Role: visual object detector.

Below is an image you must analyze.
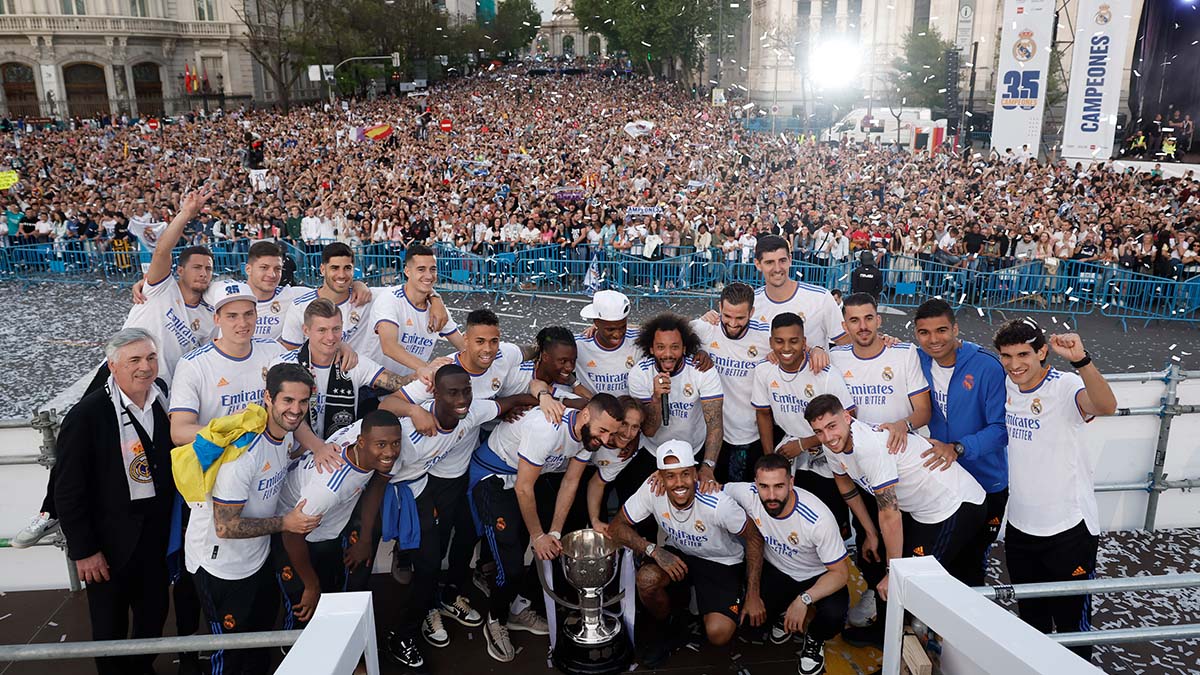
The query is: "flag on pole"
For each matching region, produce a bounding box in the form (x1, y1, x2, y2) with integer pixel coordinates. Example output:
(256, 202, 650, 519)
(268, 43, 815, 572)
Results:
(184, 64, 192, 92)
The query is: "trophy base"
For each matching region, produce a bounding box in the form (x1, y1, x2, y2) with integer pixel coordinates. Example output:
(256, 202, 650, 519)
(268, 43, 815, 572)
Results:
(551, 630, 633, 675)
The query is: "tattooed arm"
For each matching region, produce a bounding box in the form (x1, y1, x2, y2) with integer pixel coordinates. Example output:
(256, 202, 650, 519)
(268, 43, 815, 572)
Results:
(874, 484, 903, 600)
(213, 500, 321, 539)
(371, 368, 419, 392)
(699, 398, 723, 483)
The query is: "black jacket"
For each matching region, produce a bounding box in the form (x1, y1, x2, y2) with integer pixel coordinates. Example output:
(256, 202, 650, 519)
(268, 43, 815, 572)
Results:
(850, 253, 884, 300)
(54, 387, 174, 570)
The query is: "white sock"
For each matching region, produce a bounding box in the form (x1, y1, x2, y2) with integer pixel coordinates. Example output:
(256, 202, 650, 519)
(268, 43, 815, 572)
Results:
(510, 594, 531, 615)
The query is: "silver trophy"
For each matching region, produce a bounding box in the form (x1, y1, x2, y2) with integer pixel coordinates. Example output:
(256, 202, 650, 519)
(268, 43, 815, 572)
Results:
(538, 529, 633, 674)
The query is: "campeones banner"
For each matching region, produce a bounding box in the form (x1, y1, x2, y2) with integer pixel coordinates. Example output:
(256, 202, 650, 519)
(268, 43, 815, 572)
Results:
(1061, 0, 1132, 159)
(990, 0, 1056, 155)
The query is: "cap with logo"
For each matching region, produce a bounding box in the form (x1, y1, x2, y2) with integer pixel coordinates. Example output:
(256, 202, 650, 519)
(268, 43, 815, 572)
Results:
(580, 290, 631, 321)
(656, 439, 697, 470)
(210, 281, 257, 311)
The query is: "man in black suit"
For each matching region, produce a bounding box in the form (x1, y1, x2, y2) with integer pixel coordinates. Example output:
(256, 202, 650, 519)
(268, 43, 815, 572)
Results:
(55, 327, 175, 675)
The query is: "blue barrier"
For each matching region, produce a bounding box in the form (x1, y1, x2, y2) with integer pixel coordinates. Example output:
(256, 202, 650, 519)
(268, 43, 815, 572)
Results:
(4, 241, 1198, 328)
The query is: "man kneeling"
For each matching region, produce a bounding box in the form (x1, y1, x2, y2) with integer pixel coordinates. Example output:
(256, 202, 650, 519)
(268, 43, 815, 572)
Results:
(607, 440, 766, 668)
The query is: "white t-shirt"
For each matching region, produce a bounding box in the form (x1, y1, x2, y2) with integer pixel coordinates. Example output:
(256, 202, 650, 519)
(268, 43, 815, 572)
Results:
(255, 285, 312, 341)
(752, 283, 846, 349)
(486, 408, 592, 488)
(691, 319, 770, 445)
(724, 482, 847, 582)
(575, 328, 641, 396)
(829, 343, 930, 426)
(186, 431, 293, 579)
(270, 349, 385, 439)
(750, 357, 856, 477)
(622, 479, 748, 565)
(590, 443, 637, 483)
(627, 356, 723, 455)
(367, 286, 461, 377)
(122, 275, 214, 385)
(1004, 368, 1099, 536)
(390, 399, 502, 493)
(930, 362, 954, 419)
(278, 421, 375, 543)
(825, 419, 984, 524)
(279, 289, 374, 350)
(170, 339, 286, 426)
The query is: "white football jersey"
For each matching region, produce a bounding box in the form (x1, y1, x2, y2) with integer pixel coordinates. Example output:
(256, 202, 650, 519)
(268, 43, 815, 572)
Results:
(278, 421, 375, 543)
(1004, 368, 1099, 536)
(829, 343, 929, 425)
(270, 349, 385, 439)
(186, 431, 292, 579)
(929, 362, 955, 419)
(824, 419, 985, 524)
(170, 338, 285, 426)
(752, 283, 845, 349)
(254, 285, 312, 340)
(122, 275, 213, 385)
(627, 356, 723, 455)
(278, 289, 374, 350)
(575, 328, 641, 396)
(691, 319, 770, 445)
(724, 482, 847, 582)
(486, 408, 592, 488)
(366, 286, 460, 377)
(622, 479, 748, 565)
(390, 399, 502, 492)
(750, 357, 856, 477)
(590, 444, 637, 483)
(399, 343, 525, 405)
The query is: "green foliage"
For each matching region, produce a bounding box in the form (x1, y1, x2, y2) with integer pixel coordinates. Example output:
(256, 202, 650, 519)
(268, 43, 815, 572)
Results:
(888, 26, 956, 110)
(490, 0, 541, 54)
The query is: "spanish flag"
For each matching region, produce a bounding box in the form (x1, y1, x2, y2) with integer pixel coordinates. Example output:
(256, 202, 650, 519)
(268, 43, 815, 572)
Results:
(363, 123, 394, 141)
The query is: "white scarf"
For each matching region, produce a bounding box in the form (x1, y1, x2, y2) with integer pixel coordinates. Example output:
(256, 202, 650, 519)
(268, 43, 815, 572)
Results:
(106, 376, 163, 502)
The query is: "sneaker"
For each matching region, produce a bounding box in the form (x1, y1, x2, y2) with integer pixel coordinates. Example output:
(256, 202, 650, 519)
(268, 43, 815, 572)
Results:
(797, 633, 826, 675)
(439, 595, 483, 628)
(11, 512, 58, 549)
(848, 589, 877, 628)
(422, 609, 449, 648)
(769, 617, 794, 645)
(483, 617, 515, 662)
(841, 622, 885, 649)
(386, 632, 427, 673)
(507, 606, 549, 635)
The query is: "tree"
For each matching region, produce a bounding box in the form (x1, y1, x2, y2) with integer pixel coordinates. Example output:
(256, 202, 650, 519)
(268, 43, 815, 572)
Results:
(235, 0, 326, 112)
(491, 0, 541, 55)
(889, 27, 956, 110)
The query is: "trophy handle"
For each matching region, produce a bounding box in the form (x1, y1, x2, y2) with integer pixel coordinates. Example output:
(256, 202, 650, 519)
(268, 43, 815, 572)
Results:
(534, 557, 629, 610)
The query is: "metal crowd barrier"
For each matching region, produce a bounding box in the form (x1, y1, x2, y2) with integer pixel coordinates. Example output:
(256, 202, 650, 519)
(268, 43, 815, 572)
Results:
(3, 242, 1200, 326)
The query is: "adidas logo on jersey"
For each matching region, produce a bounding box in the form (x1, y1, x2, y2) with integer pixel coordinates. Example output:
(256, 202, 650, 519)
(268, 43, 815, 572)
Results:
(262, 461, 272, 472)
(770, 380, 780, 388)
(843, 370, 854, 379)
(405, 318, 414, 326)
(710, 341, 720, 349)
(217, 377, 230, 387)
(912, 546, 925, 556)
(587, 360, 597, 367)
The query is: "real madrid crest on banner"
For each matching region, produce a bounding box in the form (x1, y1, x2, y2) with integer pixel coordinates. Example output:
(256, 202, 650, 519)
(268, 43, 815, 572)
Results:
(129, 448, 152, 483)
(1094, 3, 1111, 24)
(1012, 30, 1037, 61)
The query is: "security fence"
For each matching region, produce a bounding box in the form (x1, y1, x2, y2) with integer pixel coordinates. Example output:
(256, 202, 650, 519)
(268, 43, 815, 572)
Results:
(1, 240, 1199, 327)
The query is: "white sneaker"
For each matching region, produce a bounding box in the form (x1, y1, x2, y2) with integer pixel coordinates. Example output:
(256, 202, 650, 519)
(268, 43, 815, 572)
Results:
(797, 633, 826, 675)
(439, 594, 483, 627)
(847, 589, 877, 627)
(483, 617, 515, 662)
(422, 609, 449, 648)
(507, 606, 549, 635)
(11, 512, 58, 549)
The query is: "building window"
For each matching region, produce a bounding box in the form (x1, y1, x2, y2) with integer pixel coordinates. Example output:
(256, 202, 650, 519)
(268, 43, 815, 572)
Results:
(0, 1, 15, 15)
(60, 0, 86, 14)
(912, 0, 931, 33)
(130, 0, 149, 16)
(196, 0, 216, 21)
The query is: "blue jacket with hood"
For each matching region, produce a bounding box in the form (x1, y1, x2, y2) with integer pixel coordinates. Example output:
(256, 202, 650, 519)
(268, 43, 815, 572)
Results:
(917, 340, 1008, 493)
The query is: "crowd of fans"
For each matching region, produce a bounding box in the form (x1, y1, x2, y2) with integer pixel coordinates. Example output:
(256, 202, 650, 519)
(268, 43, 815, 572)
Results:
(2, 65, 1200, 281)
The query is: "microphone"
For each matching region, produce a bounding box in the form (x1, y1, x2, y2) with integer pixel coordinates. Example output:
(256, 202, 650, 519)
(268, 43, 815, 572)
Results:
(658, 368, 670, 427)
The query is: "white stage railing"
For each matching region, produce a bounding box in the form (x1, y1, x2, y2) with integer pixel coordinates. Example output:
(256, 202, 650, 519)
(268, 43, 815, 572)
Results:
(276, 591, 380, 675)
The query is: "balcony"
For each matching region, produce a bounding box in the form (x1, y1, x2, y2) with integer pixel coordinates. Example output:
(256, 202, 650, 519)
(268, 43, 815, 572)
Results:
(0, 14, 233, 39)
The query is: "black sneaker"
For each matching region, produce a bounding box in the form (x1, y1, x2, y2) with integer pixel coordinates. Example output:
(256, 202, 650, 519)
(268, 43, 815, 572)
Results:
(841, 622, 885, 649)
(386, 631, 428, 674)
(797, 633, 826, 675)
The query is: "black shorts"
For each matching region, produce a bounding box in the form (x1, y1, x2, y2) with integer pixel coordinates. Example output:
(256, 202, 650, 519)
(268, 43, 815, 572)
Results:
(662, 547, 744, 622)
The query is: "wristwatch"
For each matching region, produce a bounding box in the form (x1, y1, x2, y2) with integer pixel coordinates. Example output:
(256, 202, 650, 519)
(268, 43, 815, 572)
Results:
(702, 459, 717, 469)
(953, 442, 965, 457)
(644, 543, 657, 557)
(800, 593, 814, 606)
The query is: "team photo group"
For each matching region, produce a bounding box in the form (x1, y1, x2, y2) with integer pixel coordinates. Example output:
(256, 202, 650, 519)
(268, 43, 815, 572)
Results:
(18, 170, 1120, 675)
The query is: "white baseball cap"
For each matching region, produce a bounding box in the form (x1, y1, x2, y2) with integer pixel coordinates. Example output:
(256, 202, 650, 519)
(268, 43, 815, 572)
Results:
(209, 281, 257, 311)
(580, 290, 631, 322)
(656, 440, 697, 470)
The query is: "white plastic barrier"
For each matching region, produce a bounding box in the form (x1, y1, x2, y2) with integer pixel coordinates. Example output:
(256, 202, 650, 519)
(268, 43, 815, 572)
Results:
(275, 592, 380, 675)
(883, 557, 1103, 675)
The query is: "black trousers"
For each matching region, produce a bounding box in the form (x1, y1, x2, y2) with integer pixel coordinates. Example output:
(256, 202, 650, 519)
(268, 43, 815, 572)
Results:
(272, 534, 348, 630)
(960, 489, 1008, 587)
(195, 562, 280, 675)
(392, 482, 444, 638)
(85, 531, 170, 675)
(902, 500, 987, 584)
(761, 561, 849, 642)
(427, 474, 477, 602)
(473, 476, 535, 624)
(1004, 520, 1099, 660)
(610, 448, 659, 541)
(715, 438, 764, 484)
